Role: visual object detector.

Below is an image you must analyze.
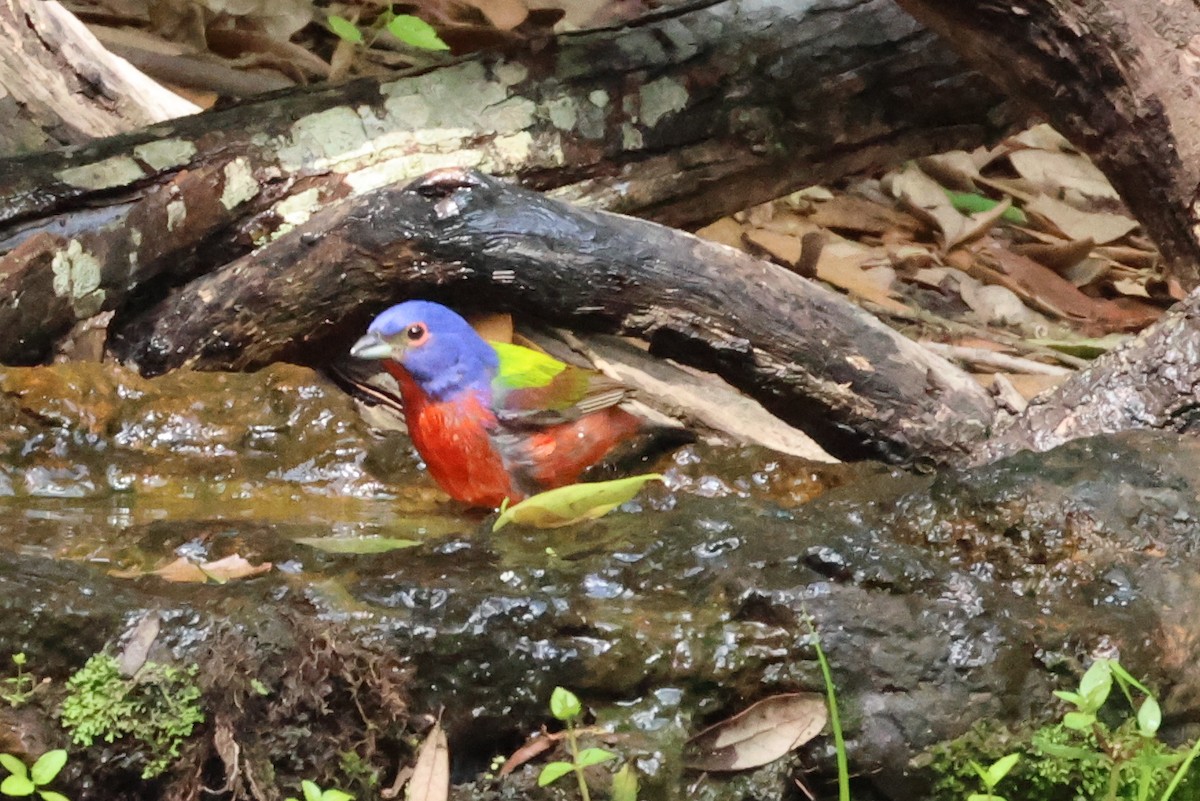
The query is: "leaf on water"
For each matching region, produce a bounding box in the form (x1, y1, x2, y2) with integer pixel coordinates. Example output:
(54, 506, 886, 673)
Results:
(408, 722, 449, 801)
(492, 474, 663, 531)
(111, 554, 272, 583)
(294, 536, 421, 554)
(683, 693, 828, 772)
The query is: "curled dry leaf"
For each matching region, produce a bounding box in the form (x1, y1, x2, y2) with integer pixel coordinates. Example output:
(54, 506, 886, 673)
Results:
(111, 554, 272, 583)
(408, 721, 450, 801)
(1024, 195, 1138, 245)
(684, 693, 828, 772)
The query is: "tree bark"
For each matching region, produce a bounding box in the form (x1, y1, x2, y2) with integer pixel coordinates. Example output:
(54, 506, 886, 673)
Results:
(0, 0, 1021, 364)
(112, 168, 998, 462)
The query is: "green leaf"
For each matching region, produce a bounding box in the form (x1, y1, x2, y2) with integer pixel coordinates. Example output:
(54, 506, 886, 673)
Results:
(944, 190, 1027, 225)
(1052, 690, 1084, 707)
(30, 751, 67, 785)
(549, 687, 582, 721)
(611, 763, 638, 801)
(493, 474, 663, 531)
(575, 748, 617, 768)
(968, 795, 1008, 801)
(327, 15, 364, 43)
(1027, 334, 1128, 360)
(12, 654, 25, 667)
(537, 761, 575, 787)
(1078, 660, 1112, 709)
(1063, 711, 1096, 731)
(985, 753, 1019, 786)
(320, 790, 354, 801)
(0, 754, 27, 778)
(294, 536, 421, 554)
(385, 15, 449, 51)
(301, 780, 323, 801)
(969, 760, 990, 786)
(36, 791, 69, 801)
(1, 774, 35, 796)
(1137, 695, 1162, 736)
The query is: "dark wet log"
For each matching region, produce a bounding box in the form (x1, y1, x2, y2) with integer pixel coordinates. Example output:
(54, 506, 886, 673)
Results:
(0, 0, 1021, 364)
(113, 169, 997, 463)
(894, 0, 1200, 289)
(0, 0, 196, 156)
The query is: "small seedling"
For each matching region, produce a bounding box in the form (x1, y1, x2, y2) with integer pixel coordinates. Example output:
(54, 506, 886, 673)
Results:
(966, 753, 1019, 801)
(284, 779, 353, 801)
(327, 5, 449, 51)
(0, 750, 69, 801)
(804, 614, 850, 801)
(537, 687, 619, 801)
(1, 654, 37, 708)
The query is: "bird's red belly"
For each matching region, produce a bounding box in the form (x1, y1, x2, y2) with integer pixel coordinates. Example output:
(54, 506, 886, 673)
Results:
(406, 395, 516, 509)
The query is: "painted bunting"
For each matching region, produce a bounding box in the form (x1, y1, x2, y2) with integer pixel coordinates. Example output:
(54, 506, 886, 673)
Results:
(349, 301, 651, 509)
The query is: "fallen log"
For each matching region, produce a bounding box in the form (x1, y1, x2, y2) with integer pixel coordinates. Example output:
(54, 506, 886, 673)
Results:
(112, 168, 998, 462)
(0, 0, 1022, 364)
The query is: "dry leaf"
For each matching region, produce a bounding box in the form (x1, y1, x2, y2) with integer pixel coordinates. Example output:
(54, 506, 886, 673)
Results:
(695, 218, 747, 251)
(684, 693, 827, 772)
(1008, 149, 1119, 202)
(1010, 236, 1096, 274)
(891, 165, 970, 247)
(465, 0, 530, 29)
(917, 150, 982, 191)
(804, 195, 922, 236)
(1025, 195, 1138, 244)
(815, 240, 907, 314)
(499, 731, 560, 776)
(111, 554, 272, 583)
(743, 229, 802, 266)
(408, 722, 450, 801)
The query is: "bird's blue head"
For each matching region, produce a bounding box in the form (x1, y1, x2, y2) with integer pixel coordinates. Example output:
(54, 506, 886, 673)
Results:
(350, 301, 499, 401)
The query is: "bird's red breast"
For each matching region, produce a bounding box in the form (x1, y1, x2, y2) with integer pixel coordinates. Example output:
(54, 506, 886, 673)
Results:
(385, 361, 642, 508)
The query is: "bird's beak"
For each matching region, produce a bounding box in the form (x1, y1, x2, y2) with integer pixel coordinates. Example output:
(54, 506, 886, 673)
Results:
(350, 331, 396, 360)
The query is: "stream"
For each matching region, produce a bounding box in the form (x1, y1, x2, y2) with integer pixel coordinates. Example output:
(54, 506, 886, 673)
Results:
(0, 361, 1197, 801)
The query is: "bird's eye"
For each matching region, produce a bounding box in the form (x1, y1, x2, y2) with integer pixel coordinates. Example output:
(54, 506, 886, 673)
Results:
(405, 323, 426, 342)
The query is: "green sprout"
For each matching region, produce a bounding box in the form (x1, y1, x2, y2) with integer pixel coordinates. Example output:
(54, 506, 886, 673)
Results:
(284, 779, 353, 801)
(0, 750, 69, 801)
(327, 5, 449, 51)
(537, 687, 619, 801)
(1, 654, 38, 708)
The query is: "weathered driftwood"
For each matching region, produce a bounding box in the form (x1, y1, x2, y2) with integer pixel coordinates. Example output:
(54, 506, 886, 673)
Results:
(0, 0, 197, 156)
(112, 168, 997, 462)
(0, 0, 1021, 364)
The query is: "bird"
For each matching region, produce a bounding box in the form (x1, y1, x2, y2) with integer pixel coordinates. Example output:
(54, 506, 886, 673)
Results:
(349, 300, 656, 509)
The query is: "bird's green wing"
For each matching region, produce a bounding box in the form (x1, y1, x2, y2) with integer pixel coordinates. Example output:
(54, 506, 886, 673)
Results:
(489, 340, 629, 424)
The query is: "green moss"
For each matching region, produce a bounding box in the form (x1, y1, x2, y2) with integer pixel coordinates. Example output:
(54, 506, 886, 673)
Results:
(59, 654, 204, 779)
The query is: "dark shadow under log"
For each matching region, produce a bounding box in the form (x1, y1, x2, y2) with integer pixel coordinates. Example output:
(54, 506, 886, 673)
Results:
(111, 168, 998, 463)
